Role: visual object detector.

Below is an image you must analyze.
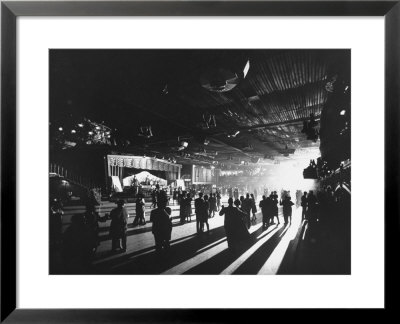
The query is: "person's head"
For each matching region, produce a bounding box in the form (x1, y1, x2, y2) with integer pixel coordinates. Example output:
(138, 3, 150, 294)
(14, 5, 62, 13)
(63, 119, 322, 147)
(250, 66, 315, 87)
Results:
(157, 191, 168, 208)
(240, 195, 244, 201)
(228, 197, 233, 205)
(309, 190, 314, 195)
(204, 195, 209, 201)
(250, 193, 254, 199)
(262, 195, 266, 200)
(234, 199, 241, 207)
(199, 192, 203, 198)
(304, 191, 307, 196)
(117, 199, 125, 207)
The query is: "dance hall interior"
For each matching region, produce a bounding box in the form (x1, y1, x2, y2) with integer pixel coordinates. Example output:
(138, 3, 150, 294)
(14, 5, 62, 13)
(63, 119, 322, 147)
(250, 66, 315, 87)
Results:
(49, 49, 351, 275)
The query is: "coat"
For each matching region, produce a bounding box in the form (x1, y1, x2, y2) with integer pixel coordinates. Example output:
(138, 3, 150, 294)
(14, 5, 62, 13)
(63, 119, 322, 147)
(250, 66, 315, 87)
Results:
(151, 207, 172, 240)
(109, 207, 129, 239)
(219, 206, 250, 242)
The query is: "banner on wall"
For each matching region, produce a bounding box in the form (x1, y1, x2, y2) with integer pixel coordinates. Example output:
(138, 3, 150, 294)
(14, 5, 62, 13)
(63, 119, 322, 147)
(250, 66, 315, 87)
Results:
(108, 155, 181, 174)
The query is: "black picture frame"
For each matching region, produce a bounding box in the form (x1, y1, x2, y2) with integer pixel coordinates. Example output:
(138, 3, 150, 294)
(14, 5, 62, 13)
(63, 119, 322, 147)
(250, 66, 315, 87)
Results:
(1, 0, 399, 322)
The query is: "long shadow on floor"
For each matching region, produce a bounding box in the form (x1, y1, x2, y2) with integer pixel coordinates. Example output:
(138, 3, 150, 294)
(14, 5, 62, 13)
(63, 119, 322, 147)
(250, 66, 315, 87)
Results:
(183, 224, 286, 274)
(97, 214, 195, 238)
(93, 225, 229, 274)
(233, 225, 290, 274)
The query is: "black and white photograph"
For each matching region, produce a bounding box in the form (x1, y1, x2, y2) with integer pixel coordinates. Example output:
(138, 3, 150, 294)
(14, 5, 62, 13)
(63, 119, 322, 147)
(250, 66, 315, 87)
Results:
(49, 49, 351, 275)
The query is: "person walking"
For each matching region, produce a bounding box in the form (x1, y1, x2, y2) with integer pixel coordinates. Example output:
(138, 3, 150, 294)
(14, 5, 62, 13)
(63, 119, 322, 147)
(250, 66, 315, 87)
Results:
(109, 199, 129, 252)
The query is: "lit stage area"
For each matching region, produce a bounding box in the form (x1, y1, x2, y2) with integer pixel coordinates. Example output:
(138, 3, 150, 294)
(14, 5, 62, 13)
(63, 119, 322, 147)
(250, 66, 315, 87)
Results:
(49, 49, 351, 275)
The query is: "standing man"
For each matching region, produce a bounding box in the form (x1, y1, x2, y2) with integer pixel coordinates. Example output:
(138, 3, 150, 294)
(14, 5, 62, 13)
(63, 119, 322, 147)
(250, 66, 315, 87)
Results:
(151, 191, 172, 254)
(109, 199, 129, 252)
(195, 192, 204, 233)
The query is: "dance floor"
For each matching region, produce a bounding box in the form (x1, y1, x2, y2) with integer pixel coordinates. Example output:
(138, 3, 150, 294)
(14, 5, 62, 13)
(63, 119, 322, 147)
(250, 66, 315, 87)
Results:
(60, 197, 316, 275)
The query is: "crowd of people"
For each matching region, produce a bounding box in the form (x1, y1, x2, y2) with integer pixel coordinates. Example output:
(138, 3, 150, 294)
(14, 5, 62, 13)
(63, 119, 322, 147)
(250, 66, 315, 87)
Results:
(50, 181, 349, 273)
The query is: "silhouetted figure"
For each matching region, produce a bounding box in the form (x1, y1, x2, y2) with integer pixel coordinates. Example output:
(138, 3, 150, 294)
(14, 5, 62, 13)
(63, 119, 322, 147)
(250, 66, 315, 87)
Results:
(109, 200, 129, 252)
(270, 192, 280, 225)
(62, 214, 93, 273)
(241, 194, 252, 229)
(280, 196, 294, 224)
(185, 192, 192, 223)
(250, 193, 257, 223)
(195, 193, 204, 233)
(219, 198, 250, 251)
(202, 195, 210, 233)
(209, 193, 217, 217)
(301, 191, 308, 220)
(133, 196, 146, 226)
(151, 192, 172, 254)
(259, 195, 272, 228)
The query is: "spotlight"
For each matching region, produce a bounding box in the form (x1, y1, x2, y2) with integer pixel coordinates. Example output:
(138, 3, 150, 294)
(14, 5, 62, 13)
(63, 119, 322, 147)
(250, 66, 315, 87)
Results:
(71, 129, 76, 134)
(58, 127, 63, 131)
(340, 110, 346, 116)
(78, 123, 84, 128)
(180, 141, 188, 148)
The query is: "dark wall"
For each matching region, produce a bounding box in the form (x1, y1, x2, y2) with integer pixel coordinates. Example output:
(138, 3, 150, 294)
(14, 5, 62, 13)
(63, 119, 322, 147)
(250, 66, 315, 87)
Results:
(50, 146, 110, 187)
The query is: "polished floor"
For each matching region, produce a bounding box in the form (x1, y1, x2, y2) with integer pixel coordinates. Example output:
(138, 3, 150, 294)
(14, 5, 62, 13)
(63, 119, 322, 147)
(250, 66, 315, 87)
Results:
(58, 196, 341, 275)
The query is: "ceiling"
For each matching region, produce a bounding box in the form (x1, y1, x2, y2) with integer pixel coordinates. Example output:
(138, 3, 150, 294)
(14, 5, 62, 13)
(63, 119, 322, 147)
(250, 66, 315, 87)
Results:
(50, 49, 350, 168)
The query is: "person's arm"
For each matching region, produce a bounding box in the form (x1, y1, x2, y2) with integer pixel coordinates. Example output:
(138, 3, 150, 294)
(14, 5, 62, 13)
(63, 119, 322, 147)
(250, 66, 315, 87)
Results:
(219, 206, 225, 216)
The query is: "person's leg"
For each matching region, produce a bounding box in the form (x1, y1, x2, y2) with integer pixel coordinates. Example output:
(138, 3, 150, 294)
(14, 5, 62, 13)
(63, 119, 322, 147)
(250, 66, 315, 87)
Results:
(121, 233, 127, 251)
(196, 217, 200, 233)
(164, 239, 170, 250)
(205, 220, 209, 232)
(154, 236, 162, 253)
